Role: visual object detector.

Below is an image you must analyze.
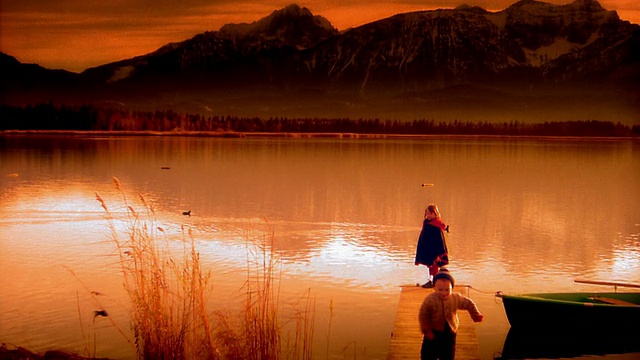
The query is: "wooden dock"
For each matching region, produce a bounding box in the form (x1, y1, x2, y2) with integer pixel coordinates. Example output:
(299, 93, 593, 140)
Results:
(387, 285, 480, 360)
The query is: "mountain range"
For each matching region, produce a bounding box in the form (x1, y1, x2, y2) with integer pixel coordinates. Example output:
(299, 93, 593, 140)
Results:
(1, 0, 639, 124)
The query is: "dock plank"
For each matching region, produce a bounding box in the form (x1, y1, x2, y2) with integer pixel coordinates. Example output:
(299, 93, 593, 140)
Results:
(387, 285, 480, 360)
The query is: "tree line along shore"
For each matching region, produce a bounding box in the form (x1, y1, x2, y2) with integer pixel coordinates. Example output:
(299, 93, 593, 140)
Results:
(1, 103, 638, 138)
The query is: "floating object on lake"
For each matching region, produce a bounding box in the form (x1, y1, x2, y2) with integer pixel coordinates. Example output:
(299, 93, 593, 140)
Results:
(161, 167, 171, 170)
(421, 183, 434, 187)
(93, 309, 109, 319)
(182, 210, 191, 216)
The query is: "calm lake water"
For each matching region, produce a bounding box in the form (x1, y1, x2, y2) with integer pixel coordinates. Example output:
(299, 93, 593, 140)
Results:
(1, 134, 639, 360)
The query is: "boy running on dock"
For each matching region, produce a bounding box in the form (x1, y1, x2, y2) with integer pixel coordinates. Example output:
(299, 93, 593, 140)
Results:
(418, 269, 484, 360)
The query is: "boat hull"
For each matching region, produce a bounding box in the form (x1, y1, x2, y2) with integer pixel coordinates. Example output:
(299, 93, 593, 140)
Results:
(497, 292, 640, 329)
(499, 326, 640, 359)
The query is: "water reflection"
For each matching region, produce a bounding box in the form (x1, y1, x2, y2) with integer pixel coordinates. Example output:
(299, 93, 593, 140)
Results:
(498, 327, 640, 359)
(1, 135, 639, 359)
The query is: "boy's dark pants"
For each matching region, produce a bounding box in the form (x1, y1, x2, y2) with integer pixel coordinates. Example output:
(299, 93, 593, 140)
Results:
(420, 323, 456, 360)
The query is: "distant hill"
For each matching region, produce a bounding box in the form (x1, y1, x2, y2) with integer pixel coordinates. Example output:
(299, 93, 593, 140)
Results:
(1, 1, 639, 125)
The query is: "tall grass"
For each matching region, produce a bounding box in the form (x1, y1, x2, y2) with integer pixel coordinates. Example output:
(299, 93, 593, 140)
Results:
(214, 230, 316, 360)
(95, 177, 315, 359)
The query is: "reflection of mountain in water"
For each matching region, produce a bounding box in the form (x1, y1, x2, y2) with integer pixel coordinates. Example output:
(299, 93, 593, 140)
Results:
(497, 327, 640, 359)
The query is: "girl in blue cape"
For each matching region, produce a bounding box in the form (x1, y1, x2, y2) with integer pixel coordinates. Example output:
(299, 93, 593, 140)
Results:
(414, 204, 449, 288)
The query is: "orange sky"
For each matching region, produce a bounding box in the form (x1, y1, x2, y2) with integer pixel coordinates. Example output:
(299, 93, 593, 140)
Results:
(1, 0, 638, 73)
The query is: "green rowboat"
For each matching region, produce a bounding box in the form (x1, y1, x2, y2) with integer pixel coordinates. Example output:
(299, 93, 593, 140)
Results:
(496, 291, 640, 328)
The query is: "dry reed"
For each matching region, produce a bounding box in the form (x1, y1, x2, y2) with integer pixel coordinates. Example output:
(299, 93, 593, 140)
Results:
(213, 230, 316, 360)
(96, 177, 316, 360)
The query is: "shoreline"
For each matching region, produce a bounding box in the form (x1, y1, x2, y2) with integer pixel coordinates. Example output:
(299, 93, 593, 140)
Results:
(0, 343, 109, 360)
(1, 129, 638, 142)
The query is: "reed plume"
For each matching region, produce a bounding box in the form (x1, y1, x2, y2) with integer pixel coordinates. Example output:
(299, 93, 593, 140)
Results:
(97, 178, 316, 360)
